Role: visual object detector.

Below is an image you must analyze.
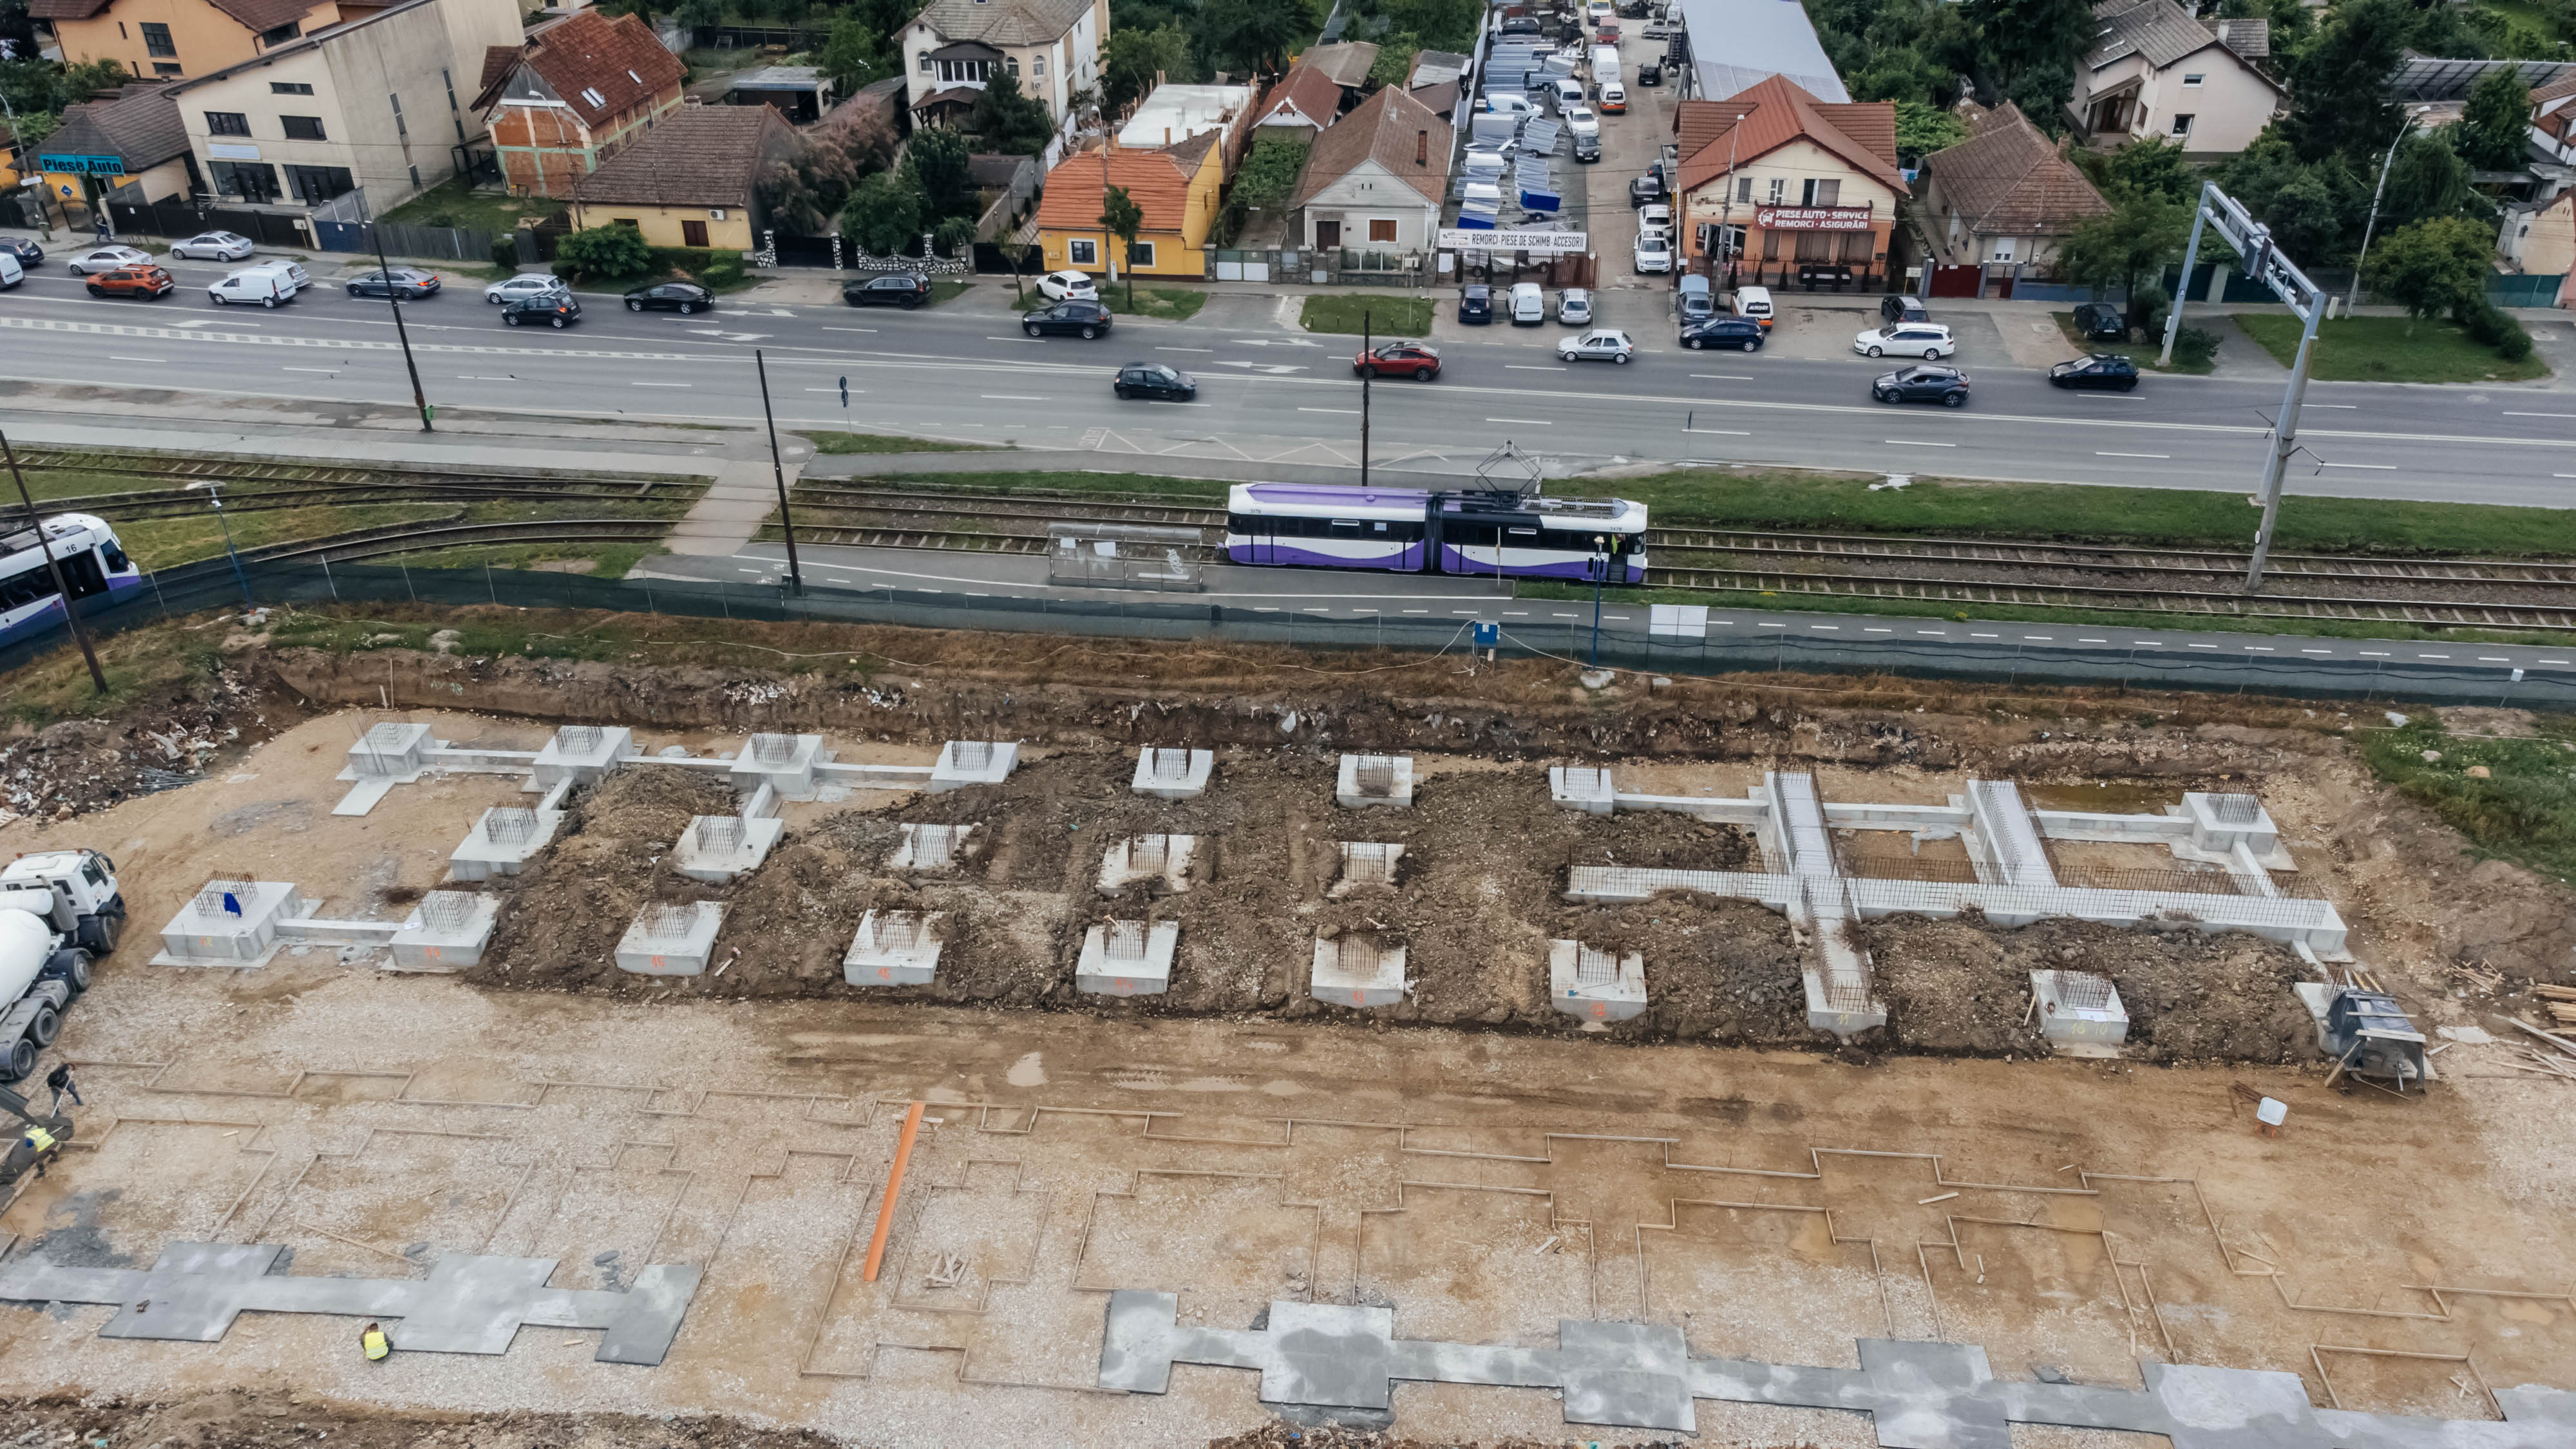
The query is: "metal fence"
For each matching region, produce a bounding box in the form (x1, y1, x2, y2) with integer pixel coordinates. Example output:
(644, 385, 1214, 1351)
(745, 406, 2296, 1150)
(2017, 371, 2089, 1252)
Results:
(7, 554, 2575, 708)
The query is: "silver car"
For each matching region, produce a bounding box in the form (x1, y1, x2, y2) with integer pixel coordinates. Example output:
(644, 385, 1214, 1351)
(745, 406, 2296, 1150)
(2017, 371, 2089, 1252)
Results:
(66, 245, 151, 275)
(483, 273, 571, 305)
(1558, 287, 1591, 325)
(170, 231, 254, 261)
(1558, 327, 1636, 364)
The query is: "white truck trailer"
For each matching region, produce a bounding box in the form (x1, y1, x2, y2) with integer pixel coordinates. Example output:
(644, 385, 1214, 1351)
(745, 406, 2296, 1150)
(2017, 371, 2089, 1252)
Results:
(0, 849, 124, 1079)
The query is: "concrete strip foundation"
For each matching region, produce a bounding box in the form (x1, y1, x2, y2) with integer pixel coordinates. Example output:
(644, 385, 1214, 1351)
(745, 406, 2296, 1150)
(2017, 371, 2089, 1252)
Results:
(845, 910, 943, 986)
(1075, 919, 1179, 996)
(1132, 748, 1214, 800)
(531, 725, 636, 791)
(1549, 940, 1647, 1022)
(1097, 1291, 2576, 1445)
(1336, 753, 1415, 808)
(614, 902, 723, 976)
(1548, 765, 1616, 814)
(0, 1241, 698, 1365)
(1099, 835, 1195, 894)
(927, 740, 1018, 792)
(332, 722, 435, 815)
(1310, 934, 1406, 1008)
(390, 891, 502, 971)
(2032, 968, 2128, 1052)
(151, 881, 306, 967)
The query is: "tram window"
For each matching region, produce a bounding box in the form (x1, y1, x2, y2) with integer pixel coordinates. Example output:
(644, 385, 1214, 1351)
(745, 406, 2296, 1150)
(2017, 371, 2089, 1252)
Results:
(101, 540, 130, 573)
(61, 550, 107, 599)
(0, 569, 52, 610)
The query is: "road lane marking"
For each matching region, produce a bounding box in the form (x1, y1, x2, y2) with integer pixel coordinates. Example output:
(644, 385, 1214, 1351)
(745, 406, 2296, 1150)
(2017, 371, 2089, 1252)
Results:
(1690, 373, 1754, 380)
(1156, 346, 1213, 352)
(1299, 406, 1359, 414)
(2319, 462, 2393, 469)
(2187, 643, 2217, 649)
(457, 374, 515, 380)
(821, 326, 876, 333)
(2079, 638, 2107, 643)
(632, 381, 690, 387)
(2505, 411, 2576, 418)
(1886, 439, 1955, 446)
(1685, 427, 1750, 435)
(2302, 649, 2331, 654)
(1506, 365, 1567, 372)
(2360, 651, 2390, 656)
(108, 354, 166, 361)
(1487, 417, 1553, 424)
(2304, 403, 2355, 408)
(802, 386, 864, 393)
(2481, 656, 2511, 661)
(280, 366, 337, 373)
(2096, 451, 2169, 459)
(2420, 653, 2450, 659)
(981, 393, 1046, 400)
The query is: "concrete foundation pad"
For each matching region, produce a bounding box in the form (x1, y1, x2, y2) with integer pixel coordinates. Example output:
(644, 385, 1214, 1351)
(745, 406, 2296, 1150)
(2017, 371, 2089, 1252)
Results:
(891, 822, 977, 873)
(1331, 842, 1404, 896)
(331, 723, 435, 814)
(845, 909, 944, 986)
(1099, 835, 1195, 894)
(614, 902, 723, 976)
(1336, 753, 1415, 808)
(1548, 764, 1616, 814)
(731, 733, 828, 799)
(1549, 940, 1647, 1022)
(390, 891, 502, 971)
(531, 725, 636, 791)
(2032, 968, 2128, 1050)
(672, 814, 785, 883)
(1076, 920, 1179, 996)
(1132, 747, 1214, 799)
(448, 806, 562, 882)
(1311, 934, 1406, 1008)
(152, 880, 305, 967)
(928, 739, 1018, 792)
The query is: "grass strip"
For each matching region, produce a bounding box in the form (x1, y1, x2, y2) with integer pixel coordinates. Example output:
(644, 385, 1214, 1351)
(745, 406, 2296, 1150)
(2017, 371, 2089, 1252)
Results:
(2233, 313, 2548, 384)
(1302, 294, 1432, 336)
(795, 430, 1003, 455)
(2358, 709, 2576, 884)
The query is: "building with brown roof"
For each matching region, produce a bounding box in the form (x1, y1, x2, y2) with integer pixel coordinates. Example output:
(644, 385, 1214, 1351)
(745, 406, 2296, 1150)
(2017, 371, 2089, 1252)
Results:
(2071, 0, 2282, 156)
(568, 102, 790, 249)
(1912, 102, 2110, 285)
(1249, 62, 1345, 136)
(33, 82, 196, 220)
(33, 0, 354, 82)
(1034, 133, 1222, 279)
(1669, 74, 1902, 287)
(1291, 82, 1448, 254)
(899, 0, 1103, 128)
(475, 9, 687, 199)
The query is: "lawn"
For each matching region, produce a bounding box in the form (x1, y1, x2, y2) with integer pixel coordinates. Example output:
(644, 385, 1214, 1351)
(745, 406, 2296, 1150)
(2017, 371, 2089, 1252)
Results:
(1111, 287, 1209, 321)
(2234, 313, 2551, 383)
(2048, 311, 2215, 375)
(795, 430, 1002, 455)
(378, 178, 549, 237)
(1302, 294, 1433, 335)
(2360, 710, 2576, 884)
(929, 279, 974, 307)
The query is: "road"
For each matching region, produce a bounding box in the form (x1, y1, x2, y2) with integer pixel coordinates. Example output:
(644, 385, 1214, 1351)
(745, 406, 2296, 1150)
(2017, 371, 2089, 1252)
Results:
(5, 255, 2576, 502)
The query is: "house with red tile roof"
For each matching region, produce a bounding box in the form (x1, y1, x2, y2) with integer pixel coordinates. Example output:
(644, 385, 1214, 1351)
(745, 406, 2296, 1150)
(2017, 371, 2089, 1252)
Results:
(1291, 83, 1448, 254)
(474, 9, 686, 200)
(1249, 62, 1345, 136)
(1034, 132, 1222, 279)
(1669, 74, 1904, 289)
(1913, 102, 2110, 284)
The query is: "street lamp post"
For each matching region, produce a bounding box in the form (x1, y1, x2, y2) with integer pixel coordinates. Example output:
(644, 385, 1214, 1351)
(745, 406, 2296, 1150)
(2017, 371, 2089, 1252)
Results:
(1360, 308, 1372, 489)
(755, 349, 804, 595)
(184, 478, 254, 605)
(2349, 106, 2432, 316)
(368, 213, 434, 431)
(1589, 533, 1607, 666)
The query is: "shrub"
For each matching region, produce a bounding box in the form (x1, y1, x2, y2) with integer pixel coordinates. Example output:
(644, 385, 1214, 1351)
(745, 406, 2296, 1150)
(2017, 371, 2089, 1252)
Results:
(934, 216, 975, 257)
(701, 254, 746, 287)
(2171, 324, 2220, 367)
(2454, 298, 2534, 362)
(554, 223, 652, 282)
(489, 236, 520, 271)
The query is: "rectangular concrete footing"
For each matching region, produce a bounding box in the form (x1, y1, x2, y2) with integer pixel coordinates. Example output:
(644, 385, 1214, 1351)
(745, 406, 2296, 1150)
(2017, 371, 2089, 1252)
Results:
(614, 902, 723, 976)
(532, 725, 636, 791)
(153, 881, 306, 967)
(1336, 754, 1415, 808)
(390, 892, 502, 971)
(891, 823, 978, 873)
(449, 806, 562, 882)
(1099, 835, 1195, 894)
(731, 734, 829, 799)
(672, 815, 785, 883)
(1077, 920, 1179, 996)
(1550, 940, 1647, 1022)
(1132, 748, 1214, 799)
(1311, 934, 1407, 1008)
(928, 740, 1018, 792)
(2032, 969, 2128, 1051)
(845, 910, 944, 985)
(1548, 765, 1616, 814)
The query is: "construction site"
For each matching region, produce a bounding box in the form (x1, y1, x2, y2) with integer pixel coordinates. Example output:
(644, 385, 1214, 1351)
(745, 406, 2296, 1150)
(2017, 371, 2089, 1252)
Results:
(0, 620, 2571, 1448)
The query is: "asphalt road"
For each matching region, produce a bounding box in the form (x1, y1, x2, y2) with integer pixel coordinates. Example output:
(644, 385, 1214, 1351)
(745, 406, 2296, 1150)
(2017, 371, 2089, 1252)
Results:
(4, 254, 2575, 503)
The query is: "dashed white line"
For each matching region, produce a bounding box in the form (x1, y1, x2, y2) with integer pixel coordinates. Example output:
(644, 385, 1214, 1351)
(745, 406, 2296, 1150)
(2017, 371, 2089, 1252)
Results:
(2480, 656, 2512, 662)
(2132, 641, 2163, 647)
(1917, 630, 1946, 636)
(2505, 411, 2576, 419)
(1690, 374, 1754, 381)
(2023, 635, 2052, 641)
(2301, 649, 2331, 655)
(2542, 659, 2571, 665)
(1864, 627, 1892, 633)
(820, 326, 876, 333)
(1487, 417, 1553, 424)
(2360, 651, 2391, 657)
(2319, 462, 2393, 469)
(2243, 646, 2274, 652)
(2187, 643, 2218, 650)
(1300, 406, 1359, 415)
(981, 393, 1046, 400)
(1155, 346, 1214, 352)
(1506, 365, 1567, 372)
(2078, 638, 2107, 643)
(631, 381, 690, 387)
(1757, 623, 1786, 629)
(1969, 632, 1998, 638)
(1403, 609, 1429, 614)
(1810, 625, 1839, 630)
(2418, 653, 2451, 659)
(2096, 451, 2170, 459)
(1685, 427, 1752, 435)
(1887, 439, 1956, 447)
(108, 354, 166, 362)
(280, 366, 337, 373)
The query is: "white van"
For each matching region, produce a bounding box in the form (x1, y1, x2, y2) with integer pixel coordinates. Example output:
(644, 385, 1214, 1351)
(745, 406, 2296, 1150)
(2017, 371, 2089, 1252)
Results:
(208, 261, 308, 307)
(0, 252, 21, 290)
(1550, 76, 1585, 110)
(1732, 284, 1775, 330)
(1508, 281, 1546, 325)
(1590, 44, 1621, 86)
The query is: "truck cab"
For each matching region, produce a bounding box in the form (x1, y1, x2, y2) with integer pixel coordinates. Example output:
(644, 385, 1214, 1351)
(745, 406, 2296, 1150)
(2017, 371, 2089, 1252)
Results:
(0, 849, 124, 955)
(0, 849, 118, 1080)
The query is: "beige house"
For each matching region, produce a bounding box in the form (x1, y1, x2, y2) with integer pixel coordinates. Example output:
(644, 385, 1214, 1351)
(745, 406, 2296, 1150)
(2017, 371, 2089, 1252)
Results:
(34, 0, 354, 82)
(900, 0, 1103, 128)
(569, 102, 790, 249)
(2499, 190, 2576, 306)
(1914, 102, 2110, 274)
(2071, 0, 2282, 158)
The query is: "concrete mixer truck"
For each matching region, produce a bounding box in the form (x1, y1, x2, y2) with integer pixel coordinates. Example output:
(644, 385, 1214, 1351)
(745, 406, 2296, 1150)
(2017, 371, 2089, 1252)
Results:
(0, 849, 124, 1081)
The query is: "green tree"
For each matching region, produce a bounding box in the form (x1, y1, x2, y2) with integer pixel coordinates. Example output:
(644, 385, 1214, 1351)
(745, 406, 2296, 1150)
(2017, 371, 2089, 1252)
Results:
(2382, 130, 2481, 228)
(1106, 22, 1195, 109)
(2057, 186, 2192, 333)
(555, 223, 652, 282)
(673, 0, 721, 28)
(1218, 131, 1306, 240)
(1380, 0, 1478, 50)
(1210, 0, 1307, 74)
(2459, 66, 2534, 171)
(842, 169, 924, 253)
(969, 68, 1055, 154)
(904, 126, 978, 220)
(1101, 182, 1144, 307)
(818, 14, 886, 94)
(1368, 33, 1421, 89)
(1893, 100, 1967, 162)
(2282, 0, 2405, 163)
(595, 0, 656, 26)
(1962, 0, 2090, 117)
(2369, 213, 2494, 319)
(2094, 135, 2197, 204)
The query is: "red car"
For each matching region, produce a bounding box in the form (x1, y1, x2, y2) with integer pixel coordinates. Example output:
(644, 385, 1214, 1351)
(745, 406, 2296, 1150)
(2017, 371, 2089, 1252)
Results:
(87, 265, 173, 299)
(1352, 339, 1442, 381)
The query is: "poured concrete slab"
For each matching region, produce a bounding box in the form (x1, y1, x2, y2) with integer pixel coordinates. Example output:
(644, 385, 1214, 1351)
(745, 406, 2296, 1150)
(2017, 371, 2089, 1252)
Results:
(1336, 753, 1415, 808)
(928, 739, 1018, 792)
(152, 880, 305, 967)
(1311, 935, 1406, 1008)
(1132, 747, 1214, 800)
(614, 902, 723, 976)
(390, 891, 502, 971)
(1548, 764, 1615, 814)
(845, 909, 944, 986)
(1549, 940, 1647, 1023)
(1099, 834, 1195, 894)
(1075, 920, 1177, 996)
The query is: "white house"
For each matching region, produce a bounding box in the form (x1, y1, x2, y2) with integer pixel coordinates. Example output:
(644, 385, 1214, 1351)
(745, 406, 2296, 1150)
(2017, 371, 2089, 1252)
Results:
(900, 0, 1102, 128)
(1292, 82, 1450, 255)
(2071, 0, 2282, 158)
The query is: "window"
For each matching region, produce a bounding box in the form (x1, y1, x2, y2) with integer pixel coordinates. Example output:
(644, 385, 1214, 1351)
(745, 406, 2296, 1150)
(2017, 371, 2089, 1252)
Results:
(580, 86, 607, 108)
(153, 62, 181, 75)
(1130, 240, 1156, 267)
(281, 115, 327, 139)
(2170, 113, 2194, 137)
(205, 111, 251, 137)
(1006, 55, 1019, 78)
(936, 59, 989, 84)
(1761, 228, 1781, 259)
(1734, 176, 1752, 203)
(258, 21, 298, 45)
(1368, 218, 1397, 242)
(1068, 238, 1097, 264)
(2181, 72, 2204, 87)
(682, 218, 708, 247)
(1766, 177, 1785, 203)
(140, 21, 175, 56)
(212, 159, 280, 202)
(1034, 55, 1044, 77)
(271, 81, 312, 95)
(1802, 178, 1839, 206)
(1795, 229, 1831, 260)
(1991, 237, 2014, 261)
(614, 218, 639, 229)
(918, 51, 933, 72)
(283, 164, 352, 203)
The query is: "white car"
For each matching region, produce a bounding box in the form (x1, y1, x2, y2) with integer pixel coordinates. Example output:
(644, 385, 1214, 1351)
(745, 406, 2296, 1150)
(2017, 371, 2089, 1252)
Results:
(1639, 203, 1672, 233)
(1559, 327, 1636, 364)
(1586, 0, 1615, 20)
(1037, 268, 1098, 301)
(66, 245, 151, 275)
(169, 231, 253, 261)
(1563, 106, 1599, 138)
(1558, 287, 1591, 325)
(1482, 93, 1539, 117)
(1634, 231, 1673, 274)
(483, 273, 571, 305)
(1854, 322, 1956, 359)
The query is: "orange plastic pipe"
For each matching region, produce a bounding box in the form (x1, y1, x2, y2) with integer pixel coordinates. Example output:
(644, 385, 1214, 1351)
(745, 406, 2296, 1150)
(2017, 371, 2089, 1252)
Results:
(861, 1100, 925, 1282)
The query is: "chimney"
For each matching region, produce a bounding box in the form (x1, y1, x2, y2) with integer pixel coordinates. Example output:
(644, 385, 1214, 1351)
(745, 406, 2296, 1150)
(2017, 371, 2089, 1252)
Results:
(1416, 129, 1428, 165)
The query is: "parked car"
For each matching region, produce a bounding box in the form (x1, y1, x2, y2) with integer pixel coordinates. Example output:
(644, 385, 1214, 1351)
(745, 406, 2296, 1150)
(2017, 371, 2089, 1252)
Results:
(1354, 339, 1442, 379)
(1638, 59, 1663, 84)
(1854, 321, 1955, 359)
(1508, 281, 1546, 325)
(1483, 93, 1540, 116)
(1023, 299, 1112, 337)
(484, 273, 569, 305)
(1873, 364, 1969, 406)
(1549, 77, 1586, 111)
(1732, 284, 1774, 330)
(66, 245, 151, 275)
(1634, 231, 1673, 274)
(169, 230, 254, 262)
(1459, 283, 1493, 324)
(1559, 327, 1636, 364)
(2050, 352, 2141, 391)
(1558, 287, 1591, 325)
(1563, 106, 1600, 139)
(1680, 316, 1765, 350)
(1113, 362, 1197, 400)
(346, 267, 440, 300)
(207, 262, 307, 307)
(2071, 301, 2128, 341)
(502, 294, 581, 328)
(625, 281, 714, 314)
(1677, 273, 1714, 321)
(1500, 13, 1542, 34)
(1629, 172, 1664, 207)
(1880, 294, 1930, 326)
(1572, 132, 1602, 162)
(1037, 269, 1097, 301)
(86, 265, 173, 299)
(844, 272, 932, 308)
(1598, 81, 1627, 112)
(0, 238, 43, 265)
(1586, 0, 1614, 21)
(1638, 203, 1672, 234)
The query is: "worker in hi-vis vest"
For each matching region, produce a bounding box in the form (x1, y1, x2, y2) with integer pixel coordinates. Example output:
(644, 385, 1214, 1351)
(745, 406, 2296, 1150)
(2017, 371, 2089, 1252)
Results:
(361, 1322, 390, 1361)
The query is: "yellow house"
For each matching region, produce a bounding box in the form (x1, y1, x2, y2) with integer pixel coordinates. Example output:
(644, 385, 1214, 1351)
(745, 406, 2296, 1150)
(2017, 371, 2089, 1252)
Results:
(1033, 131, 1220, 279)
(32, 0, 357, 82)
(567, 102, 790, 251)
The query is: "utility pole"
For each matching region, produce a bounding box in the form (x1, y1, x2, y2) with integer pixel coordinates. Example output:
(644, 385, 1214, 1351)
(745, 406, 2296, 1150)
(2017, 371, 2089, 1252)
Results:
(756, 349, 804, 594)
(185, 478, 254, 604)
(2161, 181, 2325, 590)
(1, 430, 107, 694)
(2350, 107, 2431, 316)
(369, 210, 433, 431)
(1588, 533, 1605, 667)
(1359, 308, 1372, 489)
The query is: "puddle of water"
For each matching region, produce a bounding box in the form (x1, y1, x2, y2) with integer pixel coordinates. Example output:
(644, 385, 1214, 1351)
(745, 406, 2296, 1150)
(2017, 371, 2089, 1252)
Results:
(1006, 1052, 1048, 1088)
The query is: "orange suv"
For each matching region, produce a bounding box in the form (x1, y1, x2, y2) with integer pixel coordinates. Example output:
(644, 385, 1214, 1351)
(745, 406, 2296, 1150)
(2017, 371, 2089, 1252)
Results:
(88, 265, 174, 299)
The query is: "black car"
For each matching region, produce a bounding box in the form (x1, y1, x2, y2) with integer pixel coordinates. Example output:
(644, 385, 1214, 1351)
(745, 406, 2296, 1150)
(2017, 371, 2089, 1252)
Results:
(346, 267, 440, 299)
(1638, 59, 1663, 84)
(844, 272, 931, 308)
(1629, 173, 1664, 206)
(2071, 301, 2128, 341)
(1499, 14, 1540, 33)
(625, 281, 713, 314)
(1680, 317, 1765, 351)
(1879, 294, 1930, 326)
(502, 294, 582, 328)
(1113, 362, 1197, 400)
(1873, 364, 1969, 406)
(2050, 352, 2141, 391)
(1573, 133, 1602, 162)
(0, 238, 42, 265)
(1023, 299, 1112, 337)
(1459, 283, 1493, 324)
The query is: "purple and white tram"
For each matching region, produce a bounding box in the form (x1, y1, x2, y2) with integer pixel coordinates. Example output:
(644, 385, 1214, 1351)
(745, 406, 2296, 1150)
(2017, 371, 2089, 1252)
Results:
(1223, 483, 1647, 582)
(0, 513, 143, 650)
